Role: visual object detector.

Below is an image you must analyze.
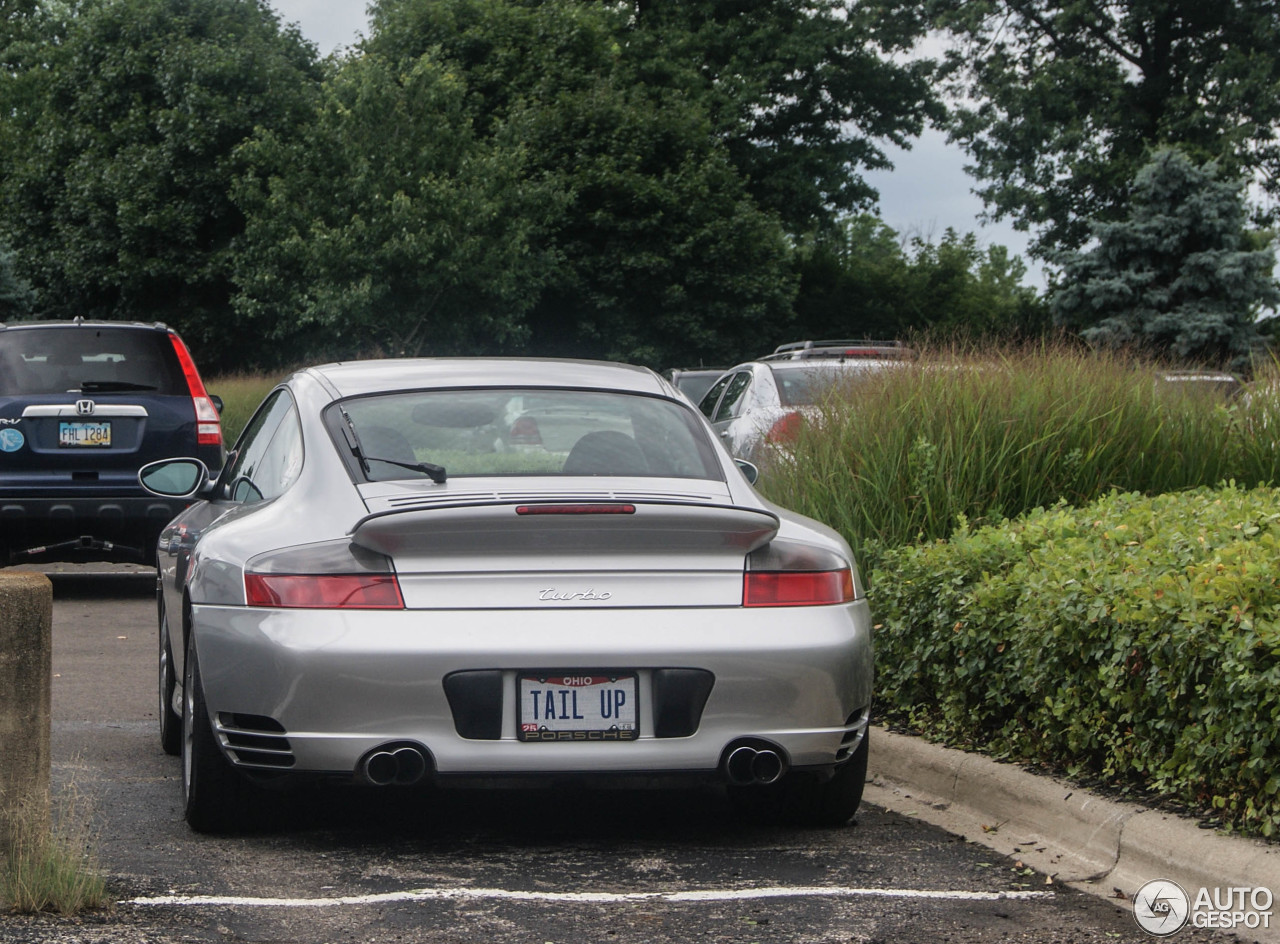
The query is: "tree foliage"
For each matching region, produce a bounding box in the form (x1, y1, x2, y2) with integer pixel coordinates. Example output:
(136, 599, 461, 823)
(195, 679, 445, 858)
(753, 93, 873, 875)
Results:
(0, 0, 321, 363)
(231, 43, 559, 364)
(619, 0, 941, 235)
(792, 216, 1049, 341)
(343, 0, 796, 368)
(1050, 149, 1279, 368)
(0, 245, 35, 320)
(890, 0, 1280, 257)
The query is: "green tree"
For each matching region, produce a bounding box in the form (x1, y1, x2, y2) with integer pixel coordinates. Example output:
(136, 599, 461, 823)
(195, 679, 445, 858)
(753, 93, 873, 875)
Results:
(359, 0, 796, 367)
(1050, 149, 1279, 369)
(620, 0, 941, 235)
(231, 48, 552, 365)
(0, 245, 35, 319)
(886, 0, 1280, 258)
(0, 0, 321, 365)
(792, 215, 1048, 340)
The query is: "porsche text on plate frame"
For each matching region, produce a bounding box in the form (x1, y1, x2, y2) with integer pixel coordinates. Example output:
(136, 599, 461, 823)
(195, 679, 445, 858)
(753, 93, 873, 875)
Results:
(139, 357, 875, 833)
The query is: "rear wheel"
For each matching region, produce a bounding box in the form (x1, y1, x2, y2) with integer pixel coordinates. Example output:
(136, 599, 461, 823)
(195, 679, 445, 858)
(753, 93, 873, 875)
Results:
(788, 729, 869, 827)
(157, 602, 181, 756)
(182, 636, 253, 833)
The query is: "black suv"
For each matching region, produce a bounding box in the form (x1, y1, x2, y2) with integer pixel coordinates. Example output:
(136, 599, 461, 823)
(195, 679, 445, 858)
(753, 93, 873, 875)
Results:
(0, 319, 223, 565)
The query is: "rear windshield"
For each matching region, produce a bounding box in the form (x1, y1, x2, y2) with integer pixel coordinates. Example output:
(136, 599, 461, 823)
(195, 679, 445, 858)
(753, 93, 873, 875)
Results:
(771, 362, 898, 407)
(332, 388, 723, 481)
(0, 326, 185, 396)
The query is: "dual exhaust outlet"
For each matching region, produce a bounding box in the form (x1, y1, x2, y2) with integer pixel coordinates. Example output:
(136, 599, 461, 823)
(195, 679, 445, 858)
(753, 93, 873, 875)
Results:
(723, 741, 786, 786)
(360, 745, 431, 786)
(360, 740, 787, 787)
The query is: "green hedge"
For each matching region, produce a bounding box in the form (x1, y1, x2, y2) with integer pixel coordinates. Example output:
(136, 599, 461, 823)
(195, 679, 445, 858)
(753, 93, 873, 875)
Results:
(874, 484, 1280, 837)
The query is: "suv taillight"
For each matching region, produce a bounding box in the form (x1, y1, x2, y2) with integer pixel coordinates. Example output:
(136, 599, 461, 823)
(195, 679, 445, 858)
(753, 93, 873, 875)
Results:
(168, 332, 222, 446)
(767, 411, 804, 445)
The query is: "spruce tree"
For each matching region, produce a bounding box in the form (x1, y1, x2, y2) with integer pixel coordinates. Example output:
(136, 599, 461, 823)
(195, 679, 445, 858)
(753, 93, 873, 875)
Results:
(1051, 149, 1279, 370)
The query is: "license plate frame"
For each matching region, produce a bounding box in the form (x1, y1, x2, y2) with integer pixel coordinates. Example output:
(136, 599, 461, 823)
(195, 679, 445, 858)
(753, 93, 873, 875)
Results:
(58, 420, 112, 448)
(519, 673, 638, 742)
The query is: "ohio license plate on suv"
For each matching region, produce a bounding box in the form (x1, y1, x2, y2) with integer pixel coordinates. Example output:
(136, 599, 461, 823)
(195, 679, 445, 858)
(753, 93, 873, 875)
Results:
(58, 421, 111, 447)
(519, 674, 637, 742)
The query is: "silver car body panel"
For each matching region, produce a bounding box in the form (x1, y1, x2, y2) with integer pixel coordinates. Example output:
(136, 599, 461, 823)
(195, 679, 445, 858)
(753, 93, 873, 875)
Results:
(191, 598, 873, 774)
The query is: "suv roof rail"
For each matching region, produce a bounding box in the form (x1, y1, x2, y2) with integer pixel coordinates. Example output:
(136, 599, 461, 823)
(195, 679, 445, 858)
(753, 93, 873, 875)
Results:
(764, 339, 914, 361)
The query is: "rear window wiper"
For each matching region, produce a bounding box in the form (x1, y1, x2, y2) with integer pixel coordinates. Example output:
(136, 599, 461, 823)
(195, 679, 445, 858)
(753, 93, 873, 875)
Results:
(363, 454, 449, 484)
(339, 407, 446, 484)
(79, 381, 159, 392)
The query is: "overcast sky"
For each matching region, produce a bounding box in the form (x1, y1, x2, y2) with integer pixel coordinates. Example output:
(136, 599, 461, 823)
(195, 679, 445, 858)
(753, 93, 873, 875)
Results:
(267, 0, 1046, 288)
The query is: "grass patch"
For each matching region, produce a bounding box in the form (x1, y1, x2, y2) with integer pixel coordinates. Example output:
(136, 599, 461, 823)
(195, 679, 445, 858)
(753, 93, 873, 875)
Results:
(207, 370, 288, 444)
(1, 782, 108, 915)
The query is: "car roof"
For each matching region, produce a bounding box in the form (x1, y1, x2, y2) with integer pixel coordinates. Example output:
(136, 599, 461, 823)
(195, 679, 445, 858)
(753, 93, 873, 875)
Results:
(763, 339, 913, 361)
(302, 357, 669, 399)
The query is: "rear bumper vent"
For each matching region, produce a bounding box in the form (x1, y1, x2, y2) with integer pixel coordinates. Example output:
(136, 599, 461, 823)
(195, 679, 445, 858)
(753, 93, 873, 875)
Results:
(836, 706, 871, 762)
(217, 713, 295, 768)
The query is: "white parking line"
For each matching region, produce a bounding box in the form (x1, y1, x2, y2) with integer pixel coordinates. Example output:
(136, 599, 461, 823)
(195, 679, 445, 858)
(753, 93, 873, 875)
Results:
(124, 886, 1055, 908)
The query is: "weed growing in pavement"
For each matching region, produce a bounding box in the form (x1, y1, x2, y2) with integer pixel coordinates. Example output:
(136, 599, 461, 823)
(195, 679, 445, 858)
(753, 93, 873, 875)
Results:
(1, 779, 108, 915)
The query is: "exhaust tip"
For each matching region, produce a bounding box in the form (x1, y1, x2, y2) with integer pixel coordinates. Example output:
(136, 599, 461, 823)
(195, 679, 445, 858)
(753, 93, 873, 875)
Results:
(391, 747, 427, 785)
(726, 746, 758, 786)
(359, 743, 432, 786)
(721, 739, 788, 787)
(752, 749, 784, 785)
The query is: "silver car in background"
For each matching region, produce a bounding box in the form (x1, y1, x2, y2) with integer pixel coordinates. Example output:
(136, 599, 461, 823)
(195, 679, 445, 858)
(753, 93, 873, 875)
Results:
(698, 341, 912, 462)
(140, 358, 874, 832)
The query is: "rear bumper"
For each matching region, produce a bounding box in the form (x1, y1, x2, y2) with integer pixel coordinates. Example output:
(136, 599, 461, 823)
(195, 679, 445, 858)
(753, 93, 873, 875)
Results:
(0, 495, 186, 563)
(191, 600, 875, 781)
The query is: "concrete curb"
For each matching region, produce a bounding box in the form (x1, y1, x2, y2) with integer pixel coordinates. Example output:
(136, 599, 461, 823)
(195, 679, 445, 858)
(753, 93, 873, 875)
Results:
(866, 725, 1280, 944)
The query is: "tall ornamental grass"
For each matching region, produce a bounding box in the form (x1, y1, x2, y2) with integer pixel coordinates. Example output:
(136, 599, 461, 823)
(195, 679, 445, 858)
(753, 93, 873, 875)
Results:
(206, 371, 288, 444)
(758, 344, 1280, 577)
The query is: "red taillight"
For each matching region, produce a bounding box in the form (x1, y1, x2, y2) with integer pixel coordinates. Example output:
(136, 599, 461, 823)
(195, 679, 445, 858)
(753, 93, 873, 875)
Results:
(767, 411, 804, 445)
(245, 573, 405, 609)
(743, 569, 855, 607)
(509, 417, 542, 446)
(168, 332, 222, 447)
(516, 503, 636, 515)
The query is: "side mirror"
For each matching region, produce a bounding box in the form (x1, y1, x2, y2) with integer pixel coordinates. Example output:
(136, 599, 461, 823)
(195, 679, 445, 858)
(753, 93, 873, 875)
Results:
(734, 458, 760, 485)
(210, 394, 224, 414)
(139, 458, 211, 499)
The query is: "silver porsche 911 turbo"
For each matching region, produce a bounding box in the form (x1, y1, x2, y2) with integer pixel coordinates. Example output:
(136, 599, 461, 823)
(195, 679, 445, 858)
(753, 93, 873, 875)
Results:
(139, 358, 874, 833)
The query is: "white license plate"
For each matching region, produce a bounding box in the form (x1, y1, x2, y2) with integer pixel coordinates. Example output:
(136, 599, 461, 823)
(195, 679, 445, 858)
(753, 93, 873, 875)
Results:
(519, 674, 637, 742)
(58, 421, 111, 447)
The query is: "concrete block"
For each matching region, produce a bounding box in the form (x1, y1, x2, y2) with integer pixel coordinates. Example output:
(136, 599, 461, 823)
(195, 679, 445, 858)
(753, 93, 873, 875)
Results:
(0, 571, 53, 851)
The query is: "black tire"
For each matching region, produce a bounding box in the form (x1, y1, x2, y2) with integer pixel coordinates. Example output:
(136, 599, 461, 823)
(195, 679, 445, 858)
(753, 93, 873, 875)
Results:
(789, 729, 869, 827)
(182, 636, 252, 833)
(158, 620, 181, 756)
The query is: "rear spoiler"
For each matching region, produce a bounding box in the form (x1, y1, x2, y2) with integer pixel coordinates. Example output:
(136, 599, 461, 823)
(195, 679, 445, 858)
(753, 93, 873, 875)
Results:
(351, 501, 780, 558)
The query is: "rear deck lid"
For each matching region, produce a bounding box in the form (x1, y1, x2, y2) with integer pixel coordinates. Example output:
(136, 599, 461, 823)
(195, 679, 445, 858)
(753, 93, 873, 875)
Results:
(351, 485, 778, 609)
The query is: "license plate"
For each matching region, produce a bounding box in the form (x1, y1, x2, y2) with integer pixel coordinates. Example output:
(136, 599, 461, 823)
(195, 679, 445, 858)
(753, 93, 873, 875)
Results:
(58, 421, 111, 447)
(519, 674, 638, 742)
